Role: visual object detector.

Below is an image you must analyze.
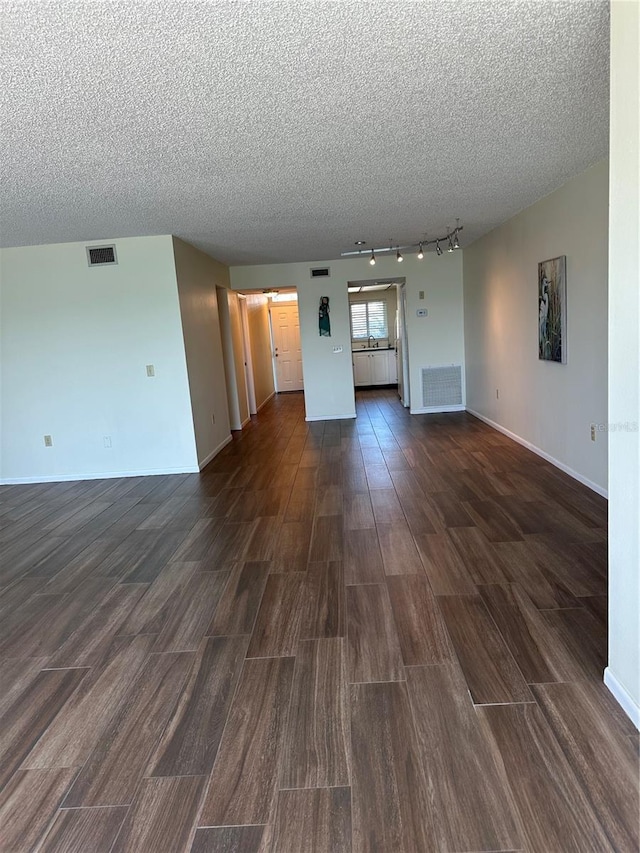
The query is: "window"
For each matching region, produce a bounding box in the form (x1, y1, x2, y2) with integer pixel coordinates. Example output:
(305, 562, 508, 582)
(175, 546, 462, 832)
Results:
(350, 299, 388, 340)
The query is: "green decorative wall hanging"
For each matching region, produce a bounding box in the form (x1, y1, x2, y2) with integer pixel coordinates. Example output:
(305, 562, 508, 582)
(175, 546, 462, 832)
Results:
(319, 296, 331, 336)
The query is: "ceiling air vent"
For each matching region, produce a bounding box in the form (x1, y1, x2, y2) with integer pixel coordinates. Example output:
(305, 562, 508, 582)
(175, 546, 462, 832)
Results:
(310, 266, 330, 279)
(86, 245, 118, 267)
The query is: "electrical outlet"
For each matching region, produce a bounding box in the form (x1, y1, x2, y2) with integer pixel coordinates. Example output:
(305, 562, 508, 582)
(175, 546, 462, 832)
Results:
(44, 435, 53, 447)
(146, 364, 155, 377)
(591, 424, 596, 442)
(419, 290, 425, 300)
(103, 436, 112, 448)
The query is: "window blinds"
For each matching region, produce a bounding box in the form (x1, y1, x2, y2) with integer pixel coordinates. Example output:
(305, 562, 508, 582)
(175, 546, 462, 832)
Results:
(350, 300, 388, 339)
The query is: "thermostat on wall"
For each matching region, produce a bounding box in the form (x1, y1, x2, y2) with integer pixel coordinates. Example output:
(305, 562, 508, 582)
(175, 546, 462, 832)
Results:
(416, 308, 428, 317)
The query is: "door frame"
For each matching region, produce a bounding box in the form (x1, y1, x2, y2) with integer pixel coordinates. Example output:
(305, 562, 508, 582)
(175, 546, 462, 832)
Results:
(238, 295, 257, 415)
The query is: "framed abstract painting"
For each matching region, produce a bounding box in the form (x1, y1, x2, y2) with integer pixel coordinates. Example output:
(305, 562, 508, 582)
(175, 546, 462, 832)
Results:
(538, 255, 567, 363)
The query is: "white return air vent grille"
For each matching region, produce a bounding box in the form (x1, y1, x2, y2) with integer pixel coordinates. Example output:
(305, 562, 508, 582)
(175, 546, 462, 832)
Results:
(421, 364, 463, 408)
(86, 245, 117, 267)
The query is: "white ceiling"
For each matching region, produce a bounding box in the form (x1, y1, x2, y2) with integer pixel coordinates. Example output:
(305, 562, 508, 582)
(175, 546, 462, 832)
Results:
(1, 0, 609, 266)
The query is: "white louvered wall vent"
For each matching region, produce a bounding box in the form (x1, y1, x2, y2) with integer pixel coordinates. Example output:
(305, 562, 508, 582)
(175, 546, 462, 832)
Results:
(421, 364, 463, 408)
(86, 245, 117, 267)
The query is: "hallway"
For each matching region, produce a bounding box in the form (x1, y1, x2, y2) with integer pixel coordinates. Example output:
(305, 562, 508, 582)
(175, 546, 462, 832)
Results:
(0, 389, 637, 851)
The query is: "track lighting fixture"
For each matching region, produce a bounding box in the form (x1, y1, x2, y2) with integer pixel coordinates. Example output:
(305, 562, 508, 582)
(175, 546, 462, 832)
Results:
(341, 222, 463, 260)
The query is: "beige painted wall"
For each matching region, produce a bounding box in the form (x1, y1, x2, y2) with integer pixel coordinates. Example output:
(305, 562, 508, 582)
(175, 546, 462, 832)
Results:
(464, 159, 609, 494)
(230, 252, 464, 419)
(606, 0, 639, 726)
(245, 294, 275, 409)
(172, 237, 231, 466)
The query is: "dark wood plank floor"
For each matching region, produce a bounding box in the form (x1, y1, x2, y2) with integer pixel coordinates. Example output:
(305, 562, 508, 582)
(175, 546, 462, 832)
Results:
(0, 389, 637, 852)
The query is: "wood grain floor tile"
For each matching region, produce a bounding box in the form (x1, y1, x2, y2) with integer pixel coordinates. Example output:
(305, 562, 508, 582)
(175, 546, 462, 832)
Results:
(364, 464, 393, 490)
(479, 703, 614, 852)
(64, 651, 193, 807)
(47, 582, 148, 667)
(429, 490, 475, 527)
(376, 520, 423, 575)
(283, 487, 316, 522)
(0, 768, 79, 853)
(280, 638, 350, 788)
(243, 517, 280, 561)
(386, 574, 454, 665)
(1, 577, 116, 659)
(0, 668, 88, 787)
(407, 665, 522, 851)
(370, 489, 404, 524)
(478, 583, 582, 683)
(315, 485, 344, 517)
(147, 635, 248, 777)
(271, 520, 312, 572)
(303, 561, 345, 639)
(447, 525, 512, 584)
(207, 561, 270, 635)
(197, 521, 254, 564)
(438, 594, 533, 704)
(308, 515, 343, 562)
(38, 806, 128, 853)
(0, 656, 49, 719)
(344, 493, 375, 530)
(350, 681, 433, 852)
(190, 826, 265, 853)
(118, 561, 200, 635)
(346, 584, 404, 683)
(494, 540, 582, 608)
(199, 656, 295, 826)
(342, 465, 369, 494)
(534, 681, 639, 852)
(115, 531, 188, 582)
(343, 528, 384, 584)
(247, 573, 309, 657)
(24, 635, 154, 770)
(541, 606, 607, 681)
(272, 787, 352, 853)
(110, 775, 205, 853)
(414, 532, 476, 594)
(152, 570, 230, 653)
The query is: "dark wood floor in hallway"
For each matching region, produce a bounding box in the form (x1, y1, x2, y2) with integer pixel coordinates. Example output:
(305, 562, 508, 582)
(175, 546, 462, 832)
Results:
(0, 389, 637, 852)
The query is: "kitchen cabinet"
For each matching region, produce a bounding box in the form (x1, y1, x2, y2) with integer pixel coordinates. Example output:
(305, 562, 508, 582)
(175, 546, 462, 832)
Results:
(352, 349, 397, 386)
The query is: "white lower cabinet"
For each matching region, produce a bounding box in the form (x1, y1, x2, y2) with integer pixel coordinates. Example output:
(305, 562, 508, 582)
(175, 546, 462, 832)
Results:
(352, 350, 397, 386)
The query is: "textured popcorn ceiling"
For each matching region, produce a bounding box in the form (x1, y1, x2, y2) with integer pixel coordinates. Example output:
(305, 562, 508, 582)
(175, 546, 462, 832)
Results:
(1, 1, 609, 265)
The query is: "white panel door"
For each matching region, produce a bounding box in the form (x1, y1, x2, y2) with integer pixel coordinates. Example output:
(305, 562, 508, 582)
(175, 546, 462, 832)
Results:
(271, 305, 304, 392)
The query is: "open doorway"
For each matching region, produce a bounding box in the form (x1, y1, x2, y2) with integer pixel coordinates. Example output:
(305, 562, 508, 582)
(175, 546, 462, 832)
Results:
(347, 277, 408, 406)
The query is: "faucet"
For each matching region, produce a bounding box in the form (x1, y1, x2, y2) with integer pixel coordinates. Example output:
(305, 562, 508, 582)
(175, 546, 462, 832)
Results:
(368, 335, 375, 348)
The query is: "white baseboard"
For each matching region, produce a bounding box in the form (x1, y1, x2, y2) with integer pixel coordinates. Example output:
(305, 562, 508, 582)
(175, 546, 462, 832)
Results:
(604, 667, 640, 729)
(256, 391, 275, 413)
(0, 465, 200, 485)
(466, 408, 608, 498)
(410, 404, 466, 415)
(305, 412, 356, 422)
(198, 434, 233, 470)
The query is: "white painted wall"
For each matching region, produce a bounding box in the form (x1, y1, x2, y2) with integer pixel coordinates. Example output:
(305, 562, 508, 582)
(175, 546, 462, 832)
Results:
(172, 237, 232, 467)
(0, 235, 198, 482)
(606, 0, 639, 728)
(245, 293, 275, 409)
(216, 288, 249, 430)
(463, 160, 609, 494)
(230, 252, 465, 420)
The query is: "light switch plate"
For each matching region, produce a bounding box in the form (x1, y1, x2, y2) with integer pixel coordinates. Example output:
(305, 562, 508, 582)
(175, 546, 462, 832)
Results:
(146, 364, 155, 377)
(333, 346, 343, 353)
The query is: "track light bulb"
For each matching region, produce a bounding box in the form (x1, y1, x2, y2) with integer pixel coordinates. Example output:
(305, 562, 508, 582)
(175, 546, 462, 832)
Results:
(448, 237, 454, 253)
(369, 250, 376, 266)
(453, 232, 460, 249)
(417, 243, 424, 259)
(396, 249, 403, 262)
